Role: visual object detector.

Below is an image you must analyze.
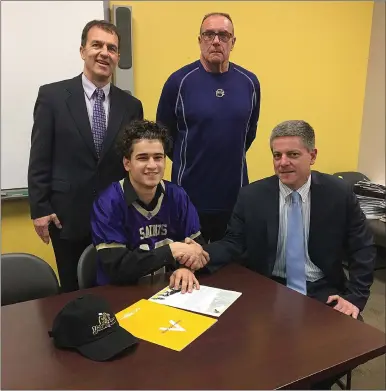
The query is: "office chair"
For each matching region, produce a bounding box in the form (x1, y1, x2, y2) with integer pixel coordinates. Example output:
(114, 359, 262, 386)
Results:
(333, 171, 370, 191)
(1, 253, 60, 306)
(332, 172, 366, 389)
(77, 244, 161, 288)
(77, 244, 97, 289)
(336, 372, 352, 390)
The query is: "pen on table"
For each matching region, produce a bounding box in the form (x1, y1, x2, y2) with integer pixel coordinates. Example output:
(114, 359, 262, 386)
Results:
(167, 288, 181, 296)
(152, 288, 180, 300)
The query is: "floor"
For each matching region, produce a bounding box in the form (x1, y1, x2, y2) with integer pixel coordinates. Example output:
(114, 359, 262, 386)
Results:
(333, 265, 386, 390)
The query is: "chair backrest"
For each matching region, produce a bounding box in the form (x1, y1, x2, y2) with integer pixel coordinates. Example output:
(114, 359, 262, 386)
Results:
(333, 171, 370, 191)
(1, 253, 60, 306)
(77, 244, 97, 289)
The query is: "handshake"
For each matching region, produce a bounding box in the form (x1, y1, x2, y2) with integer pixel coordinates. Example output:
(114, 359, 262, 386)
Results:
(169, 238, 209, 271)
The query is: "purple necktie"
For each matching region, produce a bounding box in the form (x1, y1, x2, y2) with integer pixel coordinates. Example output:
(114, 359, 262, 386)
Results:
(92, 88, 106, 157)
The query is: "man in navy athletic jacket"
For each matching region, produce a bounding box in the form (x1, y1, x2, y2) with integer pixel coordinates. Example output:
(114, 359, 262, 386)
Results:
(157, 12, 261, 243)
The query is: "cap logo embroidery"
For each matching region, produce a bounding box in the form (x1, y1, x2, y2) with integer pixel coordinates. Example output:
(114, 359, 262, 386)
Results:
(92, 312, 117, 335)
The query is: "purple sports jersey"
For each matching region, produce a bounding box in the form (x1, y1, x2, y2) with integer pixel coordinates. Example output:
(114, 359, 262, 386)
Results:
(91, 179, 201, 285)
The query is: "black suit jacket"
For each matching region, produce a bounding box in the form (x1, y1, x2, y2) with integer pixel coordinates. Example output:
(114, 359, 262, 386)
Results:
(205, 171, 376, 311)
(28, 74, 143, 240)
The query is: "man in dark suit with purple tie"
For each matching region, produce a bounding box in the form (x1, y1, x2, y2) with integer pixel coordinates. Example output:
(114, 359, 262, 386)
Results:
(28, 20, 143, 292)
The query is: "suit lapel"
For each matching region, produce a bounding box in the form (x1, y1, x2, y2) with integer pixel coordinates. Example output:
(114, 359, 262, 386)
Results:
(308, 172, 326, 256)
(99, 85, 124, 162)
(65, 74, 97, 159)
(266, 177, 280, 273)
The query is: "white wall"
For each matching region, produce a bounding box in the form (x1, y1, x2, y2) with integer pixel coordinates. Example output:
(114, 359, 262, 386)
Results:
(358, 2, 385, 185)
(1, 1, 104, 190)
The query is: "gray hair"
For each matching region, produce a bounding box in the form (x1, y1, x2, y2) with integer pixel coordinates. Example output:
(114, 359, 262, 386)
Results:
(270, 120, 315, 150)
(200, 12, 234, 34)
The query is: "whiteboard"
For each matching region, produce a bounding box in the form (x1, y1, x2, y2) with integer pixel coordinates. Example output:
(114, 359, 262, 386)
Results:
(1, 0, 104, 190)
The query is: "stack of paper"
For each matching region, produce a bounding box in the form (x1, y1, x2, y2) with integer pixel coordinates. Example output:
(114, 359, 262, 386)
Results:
(354, 181, 386, 220)
(149, 285, 242, 317)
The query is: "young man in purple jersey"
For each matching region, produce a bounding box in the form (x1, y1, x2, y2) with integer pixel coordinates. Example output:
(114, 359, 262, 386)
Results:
(91, 120, 209, 292)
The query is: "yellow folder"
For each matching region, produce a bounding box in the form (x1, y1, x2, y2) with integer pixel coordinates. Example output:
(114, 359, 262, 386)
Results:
(116, 299, 217, 351)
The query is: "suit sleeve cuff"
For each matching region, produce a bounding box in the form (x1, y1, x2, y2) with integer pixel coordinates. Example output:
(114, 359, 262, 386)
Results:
(156, 244, 175, 266)
(30, 203, 54, 219)
(341, 293, 367, 312)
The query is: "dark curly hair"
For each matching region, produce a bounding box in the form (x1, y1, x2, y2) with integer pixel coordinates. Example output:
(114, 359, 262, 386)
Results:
(116, 120, 171, 159)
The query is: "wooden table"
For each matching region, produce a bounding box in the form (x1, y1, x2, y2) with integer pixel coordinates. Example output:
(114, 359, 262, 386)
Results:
(2, 264, 385, 389)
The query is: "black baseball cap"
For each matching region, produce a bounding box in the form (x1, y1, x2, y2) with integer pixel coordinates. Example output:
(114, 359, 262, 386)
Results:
(49, 294, 138, 361)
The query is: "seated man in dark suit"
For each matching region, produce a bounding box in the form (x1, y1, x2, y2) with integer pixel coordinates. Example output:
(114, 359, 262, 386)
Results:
(186, 119, 376, 388)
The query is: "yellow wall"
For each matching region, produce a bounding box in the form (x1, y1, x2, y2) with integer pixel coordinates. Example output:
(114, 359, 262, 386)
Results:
(1, 201, 58, 275)
(112, 0, 373, 180)
(1, 1, 374, 271)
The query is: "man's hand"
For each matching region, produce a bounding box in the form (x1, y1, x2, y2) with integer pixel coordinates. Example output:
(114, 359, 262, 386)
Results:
(178, 238, 210, 270)
(169, 240, 208, 271)
(326, 295, 360, 319)
(169, 268, 200, 294)
(33, 214, 62, 244)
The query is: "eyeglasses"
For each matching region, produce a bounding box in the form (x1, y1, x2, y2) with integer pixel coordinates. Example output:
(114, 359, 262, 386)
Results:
(201, 30, 233, 43)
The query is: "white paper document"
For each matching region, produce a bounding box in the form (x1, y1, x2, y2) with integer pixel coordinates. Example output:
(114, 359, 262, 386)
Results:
(148, 285, 242, 317)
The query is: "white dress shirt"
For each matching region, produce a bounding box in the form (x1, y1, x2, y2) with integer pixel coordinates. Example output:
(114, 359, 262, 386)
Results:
(272, 175, 325, 282)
